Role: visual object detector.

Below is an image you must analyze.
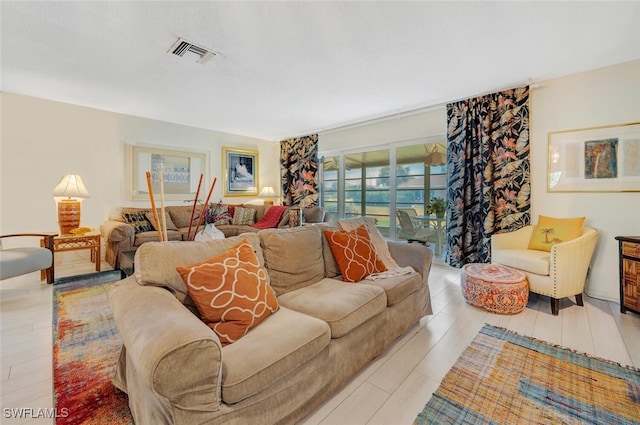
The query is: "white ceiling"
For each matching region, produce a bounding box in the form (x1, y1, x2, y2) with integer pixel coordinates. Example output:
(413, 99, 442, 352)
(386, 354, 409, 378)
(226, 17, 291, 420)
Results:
(2, 1, 639, 141)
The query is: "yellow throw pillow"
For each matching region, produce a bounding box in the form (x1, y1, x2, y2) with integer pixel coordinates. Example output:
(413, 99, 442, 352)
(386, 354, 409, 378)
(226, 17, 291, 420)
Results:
(528, 215, 585, 252)
(323, 225, 387, 283)
(176, 239, 279, 346)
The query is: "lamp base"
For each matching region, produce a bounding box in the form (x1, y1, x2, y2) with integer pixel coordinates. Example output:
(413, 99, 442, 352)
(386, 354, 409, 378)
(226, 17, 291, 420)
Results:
(58, 199, 81, 235)
(263, 199, 274, 206)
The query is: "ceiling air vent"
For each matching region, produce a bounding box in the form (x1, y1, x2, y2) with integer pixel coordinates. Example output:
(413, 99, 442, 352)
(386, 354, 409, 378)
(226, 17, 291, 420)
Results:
(168, 38, 217, 65)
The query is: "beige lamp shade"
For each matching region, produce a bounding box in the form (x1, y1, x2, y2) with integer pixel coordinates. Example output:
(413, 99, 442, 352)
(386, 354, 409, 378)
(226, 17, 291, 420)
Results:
(425, 149, 447, 166)
(259, 186, 277, 205)
(53, 175, 90, 235)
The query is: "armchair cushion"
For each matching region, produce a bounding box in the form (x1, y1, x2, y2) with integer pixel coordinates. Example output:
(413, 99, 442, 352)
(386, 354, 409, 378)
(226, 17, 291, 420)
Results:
(528, 215, 585, 252)
(0, 233, 56, 284)
(490, 248, 550, 276)
(0, 247, 52, 280)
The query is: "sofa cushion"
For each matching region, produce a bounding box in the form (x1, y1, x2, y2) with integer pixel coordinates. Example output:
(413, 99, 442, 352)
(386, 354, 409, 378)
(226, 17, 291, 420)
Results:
(337, 217, 399, 270)
(243, 204, 268, 222)
(176, 240, 279, 346)
(528, 215, 585, 252)
(302, 207, 325, 223)
(134, 230, 182, 246)
(258, 226, 325, 296)
(278, 278, 386, 338)
(317, 223, 342, 278)
(221, 306, 331, 404)
(145, 211, 178, 231)
(366, 272, 422, 306)
(135, 233, 265, 298)
(233, 207, 256, 225)
(492, 248, 550, 275)
(166, 205, 200, 229)
(324, 225, 386, 283)
(209, 202, 233, 225)
(123, 210, 153, 233)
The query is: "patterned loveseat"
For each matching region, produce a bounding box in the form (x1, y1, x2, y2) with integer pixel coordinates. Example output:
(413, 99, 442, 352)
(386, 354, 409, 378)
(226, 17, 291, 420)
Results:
(100, 204, 328, 268)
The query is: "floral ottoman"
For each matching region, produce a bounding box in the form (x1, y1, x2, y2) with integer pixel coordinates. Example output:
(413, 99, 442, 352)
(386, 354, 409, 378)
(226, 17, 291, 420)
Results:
(460, 263, 529, 314)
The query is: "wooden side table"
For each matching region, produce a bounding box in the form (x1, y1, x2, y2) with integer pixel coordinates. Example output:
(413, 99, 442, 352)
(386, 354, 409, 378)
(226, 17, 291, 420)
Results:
(42, 232, 101, 279)
(615, 236, 640, 315)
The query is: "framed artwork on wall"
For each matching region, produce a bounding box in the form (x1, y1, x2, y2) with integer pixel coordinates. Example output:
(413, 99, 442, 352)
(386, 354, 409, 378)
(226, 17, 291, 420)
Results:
(222, 147, 259, 197)
(547, 122, 640, 192)
(127, 143, 208, 201)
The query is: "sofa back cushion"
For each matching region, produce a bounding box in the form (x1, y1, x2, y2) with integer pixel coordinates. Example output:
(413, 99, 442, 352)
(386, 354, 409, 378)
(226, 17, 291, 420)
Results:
(135, 233, 265, 299)
(166, 205, 199, 229)
(258, 226, 325, 296)
(315, 223, 342, 278)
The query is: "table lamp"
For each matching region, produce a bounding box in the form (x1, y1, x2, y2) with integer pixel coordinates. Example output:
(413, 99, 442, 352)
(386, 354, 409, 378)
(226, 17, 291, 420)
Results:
(259, 186, 277, 205)
(425, 145, 446, 166)
(53, 174, 90, 235)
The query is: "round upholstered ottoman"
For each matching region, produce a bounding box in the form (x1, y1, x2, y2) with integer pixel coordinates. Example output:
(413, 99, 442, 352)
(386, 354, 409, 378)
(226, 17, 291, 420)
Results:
(460, 264, 529, 314)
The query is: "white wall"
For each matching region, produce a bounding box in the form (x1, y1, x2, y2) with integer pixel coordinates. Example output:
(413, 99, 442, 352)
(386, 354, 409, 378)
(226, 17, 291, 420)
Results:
(318, 59, 640, 302)
(2, 59, 638, 299)
(530, 60, 640, 301)
(0, 93, 277, 244)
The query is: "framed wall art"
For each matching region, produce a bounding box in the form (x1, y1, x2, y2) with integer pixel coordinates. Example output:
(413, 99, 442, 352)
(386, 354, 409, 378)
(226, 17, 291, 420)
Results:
(127, 143, 208, 201)
(222, 147, 259, 197)
(547, 122, 640, 192)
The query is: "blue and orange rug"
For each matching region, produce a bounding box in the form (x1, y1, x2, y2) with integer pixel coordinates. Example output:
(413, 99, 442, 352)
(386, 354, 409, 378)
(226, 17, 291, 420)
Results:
(415, 324, 640, 424)
(53, 271, 133, 425)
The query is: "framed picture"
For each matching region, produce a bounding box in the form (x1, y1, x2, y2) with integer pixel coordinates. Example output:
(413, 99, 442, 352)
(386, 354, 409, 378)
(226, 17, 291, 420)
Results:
(222, 147, 259, 197)
(127, 143, 208, 201)
(548, 122, 640, 192)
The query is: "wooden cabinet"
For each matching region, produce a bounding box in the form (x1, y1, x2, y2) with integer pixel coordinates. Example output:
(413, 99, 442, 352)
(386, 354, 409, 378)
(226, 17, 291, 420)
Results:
(616, 236, 640, 315)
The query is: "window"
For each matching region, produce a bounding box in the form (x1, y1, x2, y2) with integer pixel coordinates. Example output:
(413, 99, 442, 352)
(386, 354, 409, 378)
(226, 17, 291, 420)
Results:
(321, 156, 339, 218)
(320, 140, 446, 243)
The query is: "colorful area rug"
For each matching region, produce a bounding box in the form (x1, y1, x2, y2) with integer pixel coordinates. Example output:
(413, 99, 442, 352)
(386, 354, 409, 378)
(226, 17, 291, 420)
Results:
(415, 324, 640, 424)
(53, 270, 133, 425)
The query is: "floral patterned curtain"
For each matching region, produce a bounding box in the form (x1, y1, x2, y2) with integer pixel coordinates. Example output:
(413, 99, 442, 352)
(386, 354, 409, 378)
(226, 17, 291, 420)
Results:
(445, 86, 530, 267)
(280, 134, 319, 207)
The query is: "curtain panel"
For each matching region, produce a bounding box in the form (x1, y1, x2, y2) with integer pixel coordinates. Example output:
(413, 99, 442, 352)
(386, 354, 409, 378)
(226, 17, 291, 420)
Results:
(280, 134, 319, 207)
(445, 86, 530, 267)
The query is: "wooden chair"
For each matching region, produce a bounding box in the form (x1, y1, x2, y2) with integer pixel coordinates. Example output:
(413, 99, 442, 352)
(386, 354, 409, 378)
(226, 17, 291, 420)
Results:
(0, 233, 57, 284)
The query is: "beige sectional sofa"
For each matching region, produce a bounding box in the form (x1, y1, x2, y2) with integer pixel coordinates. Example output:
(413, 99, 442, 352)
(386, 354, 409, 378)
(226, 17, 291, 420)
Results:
(108, 223, 433, 425)
(100, 204, 328, 268)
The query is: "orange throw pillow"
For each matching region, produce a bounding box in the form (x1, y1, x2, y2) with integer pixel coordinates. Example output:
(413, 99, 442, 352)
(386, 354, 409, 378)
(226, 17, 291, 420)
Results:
(324, 225, 387, 283)
(528, 215, 585, 252)
(176, 239, 279, 346)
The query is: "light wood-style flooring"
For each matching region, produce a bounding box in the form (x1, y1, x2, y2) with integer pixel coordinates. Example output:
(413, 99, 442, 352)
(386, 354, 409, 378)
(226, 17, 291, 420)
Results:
(2, 258, 639, 425)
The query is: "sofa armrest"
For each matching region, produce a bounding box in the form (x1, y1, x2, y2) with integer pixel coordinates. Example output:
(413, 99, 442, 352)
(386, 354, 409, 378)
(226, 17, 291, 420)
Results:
(101, 220, 134, 243)
(491, 226, 534, 251)
(109, 278, 223, 414)
(387, 241, 432, 281)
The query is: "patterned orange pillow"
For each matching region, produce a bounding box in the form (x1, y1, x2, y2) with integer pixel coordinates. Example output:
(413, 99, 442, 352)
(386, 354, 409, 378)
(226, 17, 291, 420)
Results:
(176, 239, 279, 346)
(323, 225, 387, 283)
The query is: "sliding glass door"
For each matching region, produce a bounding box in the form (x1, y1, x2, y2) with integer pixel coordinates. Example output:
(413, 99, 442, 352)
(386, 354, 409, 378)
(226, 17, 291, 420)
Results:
(319, 138, 446, 250)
